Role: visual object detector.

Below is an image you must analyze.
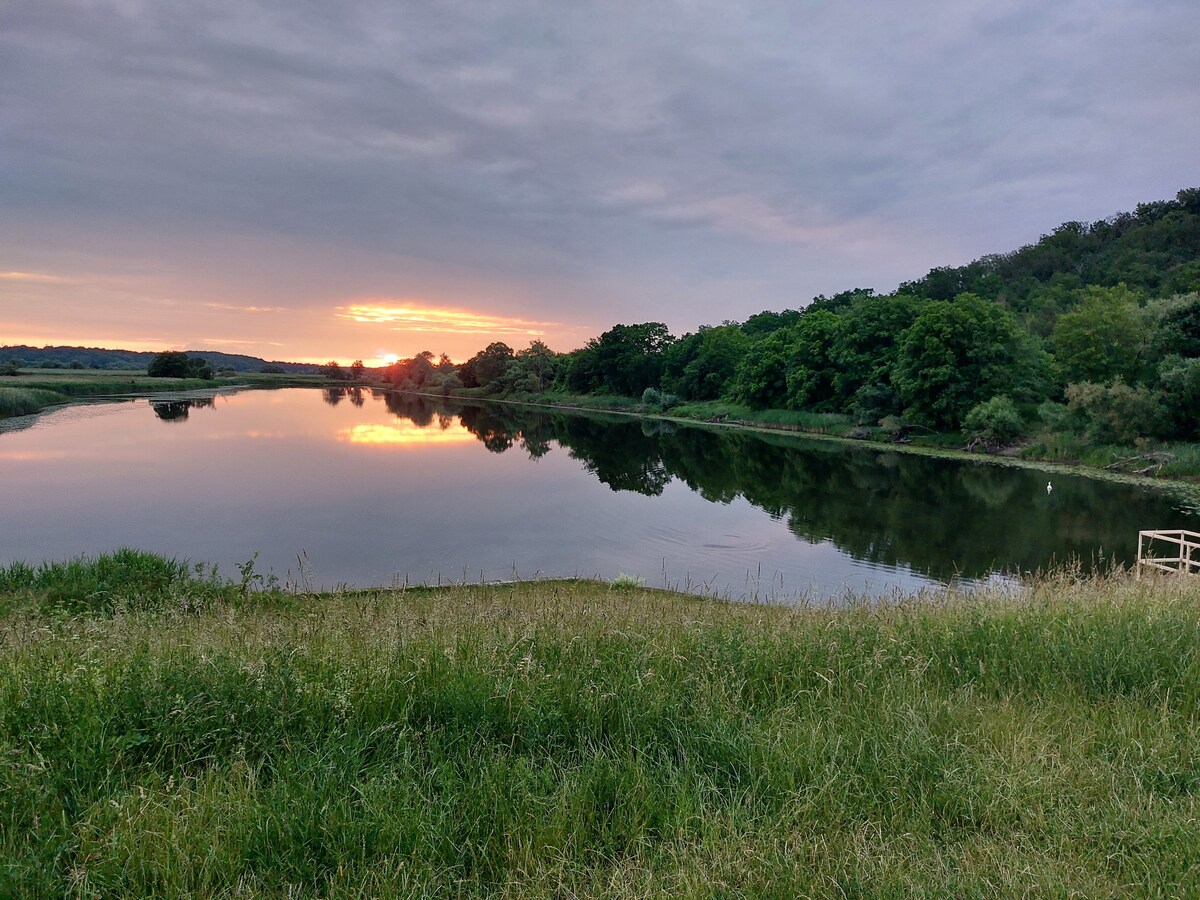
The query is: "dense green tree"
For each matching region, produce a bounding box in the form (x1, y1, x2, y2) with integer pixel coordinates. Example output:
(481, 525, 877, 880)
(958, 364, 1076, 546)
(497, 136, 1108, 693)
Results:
(830, 293, 924, 408)
(1050, 285, 1149, 385)
(662, 325, 750, 401)
(319, 360, 345, 380)
(1152, 295, 1200, 359)
(740, 308, 802, 337)
(784, 310, 842, 410)
(566, 323, 673, 396)
(459, 342, 514, 389)
(502, 341, 557, 393)
(1158, 356, 1200, 439)
(730, 327, 796, 410)
(893, 293, 1048, 429)
(147, 351, 192, 378)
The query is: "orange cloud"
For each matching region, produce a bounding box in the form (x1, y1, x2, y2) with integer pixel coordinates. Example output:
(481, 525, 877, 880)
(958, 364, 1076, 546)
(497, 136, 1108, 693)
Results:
(0, 271, 71, 283)
(337, 302, 559, 337)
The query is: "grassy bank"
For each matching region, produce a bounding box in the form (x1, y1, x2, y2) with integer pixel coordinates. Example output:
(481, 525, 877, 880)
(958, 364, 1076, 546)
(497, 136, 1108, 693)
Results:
(3, 552, 1200, 896)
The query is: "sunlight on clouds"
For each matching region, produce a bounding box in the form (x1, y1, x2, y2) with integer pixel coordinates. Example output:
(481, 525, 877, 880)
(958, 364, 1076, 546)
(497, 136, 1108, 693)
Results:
(0, 271, 71, 283)
(338, 423, 475, 447)
(337, 303, 558, 337)
(202, 303, 288, 313)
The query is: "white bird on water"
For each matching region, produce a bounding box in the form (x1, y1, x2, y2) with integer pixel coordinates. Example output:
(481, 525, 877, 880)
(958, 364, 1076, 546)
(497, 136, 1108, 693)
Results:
(1047, 481, 1053, 494)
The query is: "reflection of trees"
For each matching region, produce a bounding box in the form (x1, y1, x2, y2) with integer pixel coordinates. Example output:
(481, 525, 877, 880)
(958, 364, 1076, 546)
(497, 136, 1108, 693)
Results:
(151, 398, 213, 422)
(323, 387, 366, 407)
(382, 391, 451, 427)
(379, 397, 1183, 579)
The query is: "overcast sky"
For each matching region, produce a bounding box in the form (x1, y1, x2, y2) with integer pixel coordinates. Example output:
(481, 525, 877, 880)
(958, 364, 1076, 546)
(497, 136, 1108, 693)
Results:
(2, 0, 1198, 363)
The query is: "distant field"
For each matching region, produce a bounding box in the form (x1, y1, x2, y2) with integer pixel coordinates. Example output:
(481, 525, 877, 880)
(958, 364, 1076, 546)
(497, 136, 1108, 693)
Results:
(2, 552, 1199, 897)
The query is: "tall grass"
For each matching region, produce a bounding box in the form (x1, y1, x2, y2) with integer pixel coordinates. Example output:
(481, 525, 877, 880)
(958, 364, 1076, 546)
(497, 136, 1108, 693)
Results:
(2, 556, 1200, 896)
(0, 386, 68, 418)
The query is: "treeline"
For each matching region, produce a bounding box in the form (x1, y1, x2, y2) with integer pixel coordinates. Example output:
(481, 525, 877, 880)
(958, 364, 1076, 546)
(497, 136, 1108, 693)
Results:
(387, 188, 1200, 446)
(0, 345, 319, 374)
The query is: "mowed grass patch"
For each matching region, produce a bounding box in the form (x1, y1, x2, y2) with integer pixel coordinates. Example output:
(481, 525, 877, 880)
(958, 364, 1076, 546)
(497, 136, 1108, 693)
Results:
(2, 558, 1200, 896)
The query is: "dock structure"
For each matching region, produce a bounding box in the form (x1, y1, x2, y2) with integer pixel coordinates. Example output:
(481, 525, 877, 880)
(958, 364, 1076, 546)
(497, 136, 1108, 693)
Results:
(1137, 530, 1200, 579)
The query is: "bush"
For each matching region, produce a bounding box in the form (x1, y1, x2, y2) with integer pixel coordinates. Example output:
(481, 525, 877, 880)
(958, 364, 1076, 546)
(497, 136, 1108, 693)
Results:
(641, 387, 662, 407)
(963, 396, 1024, 446)
(1064, 380, 1166, 444)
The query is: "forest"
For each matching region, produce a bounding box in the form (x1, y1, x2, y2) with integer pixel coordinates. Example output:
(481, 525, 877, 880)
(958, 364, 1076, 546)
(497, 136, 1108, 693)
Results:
(381, 188, 1200, 458)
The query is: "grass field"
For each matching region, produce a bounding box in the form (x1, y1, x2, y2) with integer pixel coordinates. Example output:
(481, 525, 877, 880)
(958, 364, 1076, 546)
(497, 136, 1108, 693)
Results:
(2, 551, 1199, 897)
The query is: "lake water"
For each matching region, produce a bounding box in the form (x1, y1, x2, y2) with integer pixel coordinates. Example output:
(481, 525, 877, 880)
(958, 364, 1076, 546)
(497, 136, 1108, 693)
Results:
(1, 387, 1194, 600)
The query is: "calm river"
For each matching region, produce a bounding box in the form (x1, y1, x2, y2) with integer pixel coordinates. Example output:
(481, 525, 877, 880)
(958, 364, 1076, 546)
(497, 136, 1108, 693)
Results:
(1, 387, 1194, 600)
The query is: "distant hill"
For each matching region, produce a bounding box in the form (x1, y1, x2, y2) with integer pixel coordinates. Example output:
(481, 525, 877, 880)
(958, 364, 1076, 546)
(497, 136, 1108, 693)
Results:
(0, 345, 320, 374)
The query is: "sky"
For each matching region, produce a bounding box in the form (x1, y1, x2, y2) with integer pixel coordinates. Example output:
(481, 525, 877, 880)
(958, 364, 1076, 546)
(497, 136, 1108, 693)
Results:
(2, 1, 1198, 365)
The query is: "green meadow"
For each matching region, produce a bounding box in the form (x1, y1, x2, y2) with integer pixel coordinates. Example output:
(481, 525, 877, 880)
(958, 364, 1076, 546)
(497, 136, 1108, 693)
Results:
(2, 551, 1199, 897)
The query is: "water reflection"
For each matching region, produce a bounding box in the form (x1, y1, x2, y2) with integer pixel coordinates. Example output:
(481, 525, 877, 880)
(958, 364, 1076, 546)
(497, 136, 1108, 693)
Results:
(151, 397, 214, 422)
(378, 393, 1190, 581)
(2, 387, 1190, 596)
(323, 387, 369, 407)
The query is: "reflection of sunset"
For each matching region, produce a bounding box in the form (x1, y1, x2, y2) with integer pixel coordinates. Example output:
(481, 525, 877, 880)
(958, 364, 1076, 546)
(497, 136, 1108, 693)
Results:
(338, 303, 558, 336)
(339, 422, 476, 447)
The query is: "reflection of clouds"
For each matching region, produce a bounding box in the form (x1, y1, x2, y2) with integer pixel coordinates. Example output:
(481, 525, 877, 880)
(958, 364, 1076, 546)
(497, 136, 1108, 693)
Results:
(338, 423, 474, 447)
(0, 450, 73, 461)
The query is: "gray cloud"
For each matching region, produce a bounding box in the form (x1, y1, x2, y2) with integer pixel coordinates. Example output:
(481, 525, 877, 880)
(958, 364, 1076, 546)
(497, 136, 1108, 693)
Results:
(2, 0, 1198, 340)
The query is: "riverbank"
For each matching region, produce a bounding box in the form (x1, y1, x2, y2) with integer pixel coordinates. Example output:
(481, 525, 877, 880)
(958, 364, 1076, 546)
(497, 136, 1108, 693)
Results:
(3, 551, 1199, 896)
(0, 369, 335, 421)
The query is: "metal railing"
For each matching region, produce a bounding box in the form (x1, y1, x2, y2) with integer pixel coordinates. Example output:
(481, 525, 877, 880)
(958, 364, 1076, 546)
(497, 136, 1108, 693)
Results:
(1137, 530, 1200, 579)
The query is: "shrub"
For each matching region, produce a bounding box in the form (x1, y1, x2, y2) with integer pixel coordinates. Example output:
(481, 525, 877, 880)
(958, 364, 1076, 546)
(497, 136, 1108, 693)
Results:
(1064, 380, 1166, 444)
(963, 395, 1024, 446)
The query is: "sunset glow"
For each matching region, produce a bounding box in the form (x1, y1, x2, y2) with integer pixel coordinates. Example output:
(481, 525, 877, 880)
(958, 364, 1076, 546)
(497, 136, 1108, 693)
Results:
(338, 303, 561, 337)
(338, 422, 476, 447)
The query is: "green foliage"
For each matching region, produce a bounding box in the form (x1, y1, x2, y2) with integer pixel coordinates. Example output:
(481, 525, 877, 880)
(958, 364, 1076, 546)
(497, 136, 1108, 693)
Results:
(147, 350, 192, 378)
(1050, 285, 1150, 384)
(893, 293, 1049, 429)
(459, 342, 514, 389)
(830, 293, 924, 407)
(730, 327, 795, 410)
(501, 341, 558, 393)
(1152, 294, 1200, 359)
(1158, 355, 1200, 439)
(783, 310, 842, 410)
(0, 358, 20, 376)
(1064, 380, 1166, 444)
(566, 323, 673, 397)
(661, 325, 750, 401)
(963, 396, 1025, 445)
(900, 187, 1200, 307)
